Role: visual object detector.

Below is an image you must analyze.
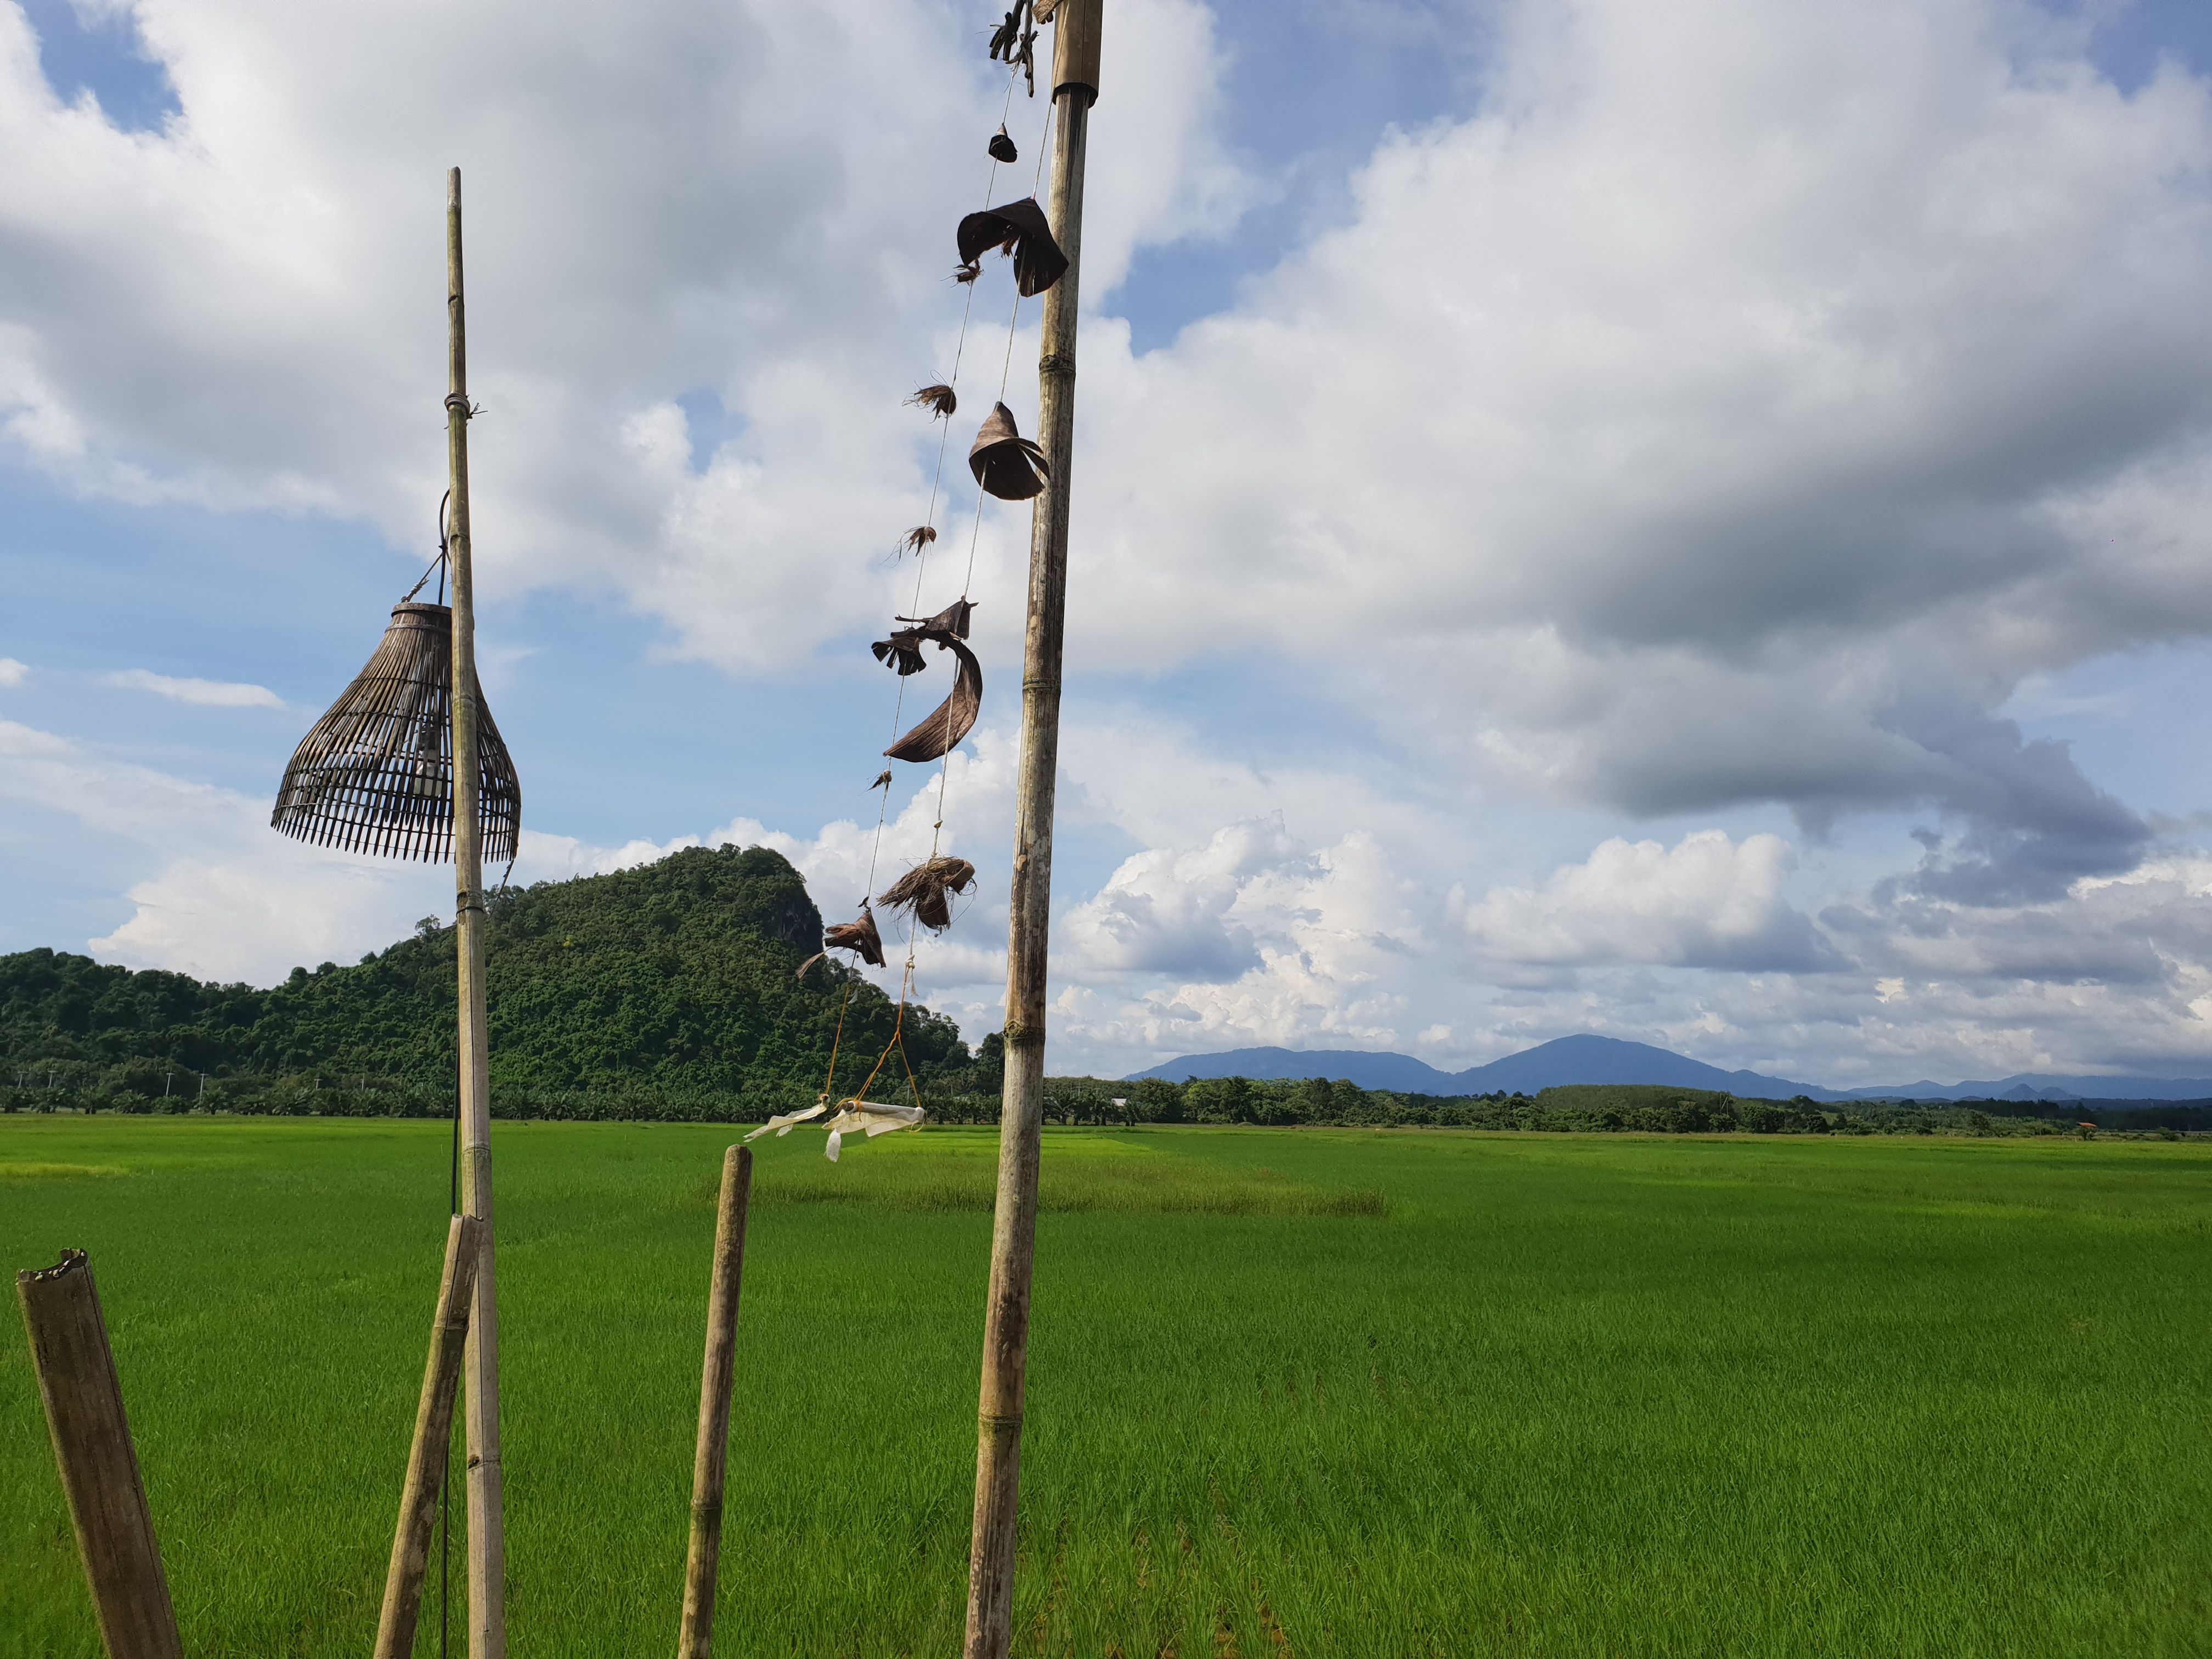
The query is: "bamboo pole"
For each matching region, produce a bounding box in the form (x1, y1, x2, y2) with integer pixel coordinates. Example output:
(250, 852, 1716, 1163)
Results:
(375, 1214, 485, 1659)
(16, 1251, 183, 1659)
(963, 8, 1102, 1655)
(678, 1145, 754, 1659)
(445, 163, 507, 1659)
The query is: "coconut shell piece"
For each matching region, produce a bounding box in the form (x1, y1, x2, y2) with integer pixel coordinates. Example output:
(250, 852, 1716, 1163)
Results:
(989, 125, 1018, 163)
(880, 856, 978, 933)
(969, 402, 1050, 501)
(908, 383, 957, 418)
(956, 198, 1068, 297)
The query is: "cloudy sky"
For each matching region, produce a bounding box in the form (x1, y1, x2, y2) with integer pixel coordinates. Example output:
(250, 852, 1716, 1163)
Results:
(7, 0, 2212, 1088)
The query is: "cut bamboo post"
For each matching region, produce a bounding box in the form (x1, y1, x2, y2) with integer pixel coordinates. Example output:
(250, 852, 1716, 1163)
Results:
(445, 163, 507, 1659)
(678, 1144, 754, 1659)
(375, 1214, 485, 1659)
(16, 1250, 183, 1659)
(964, 7, 1101, 1656)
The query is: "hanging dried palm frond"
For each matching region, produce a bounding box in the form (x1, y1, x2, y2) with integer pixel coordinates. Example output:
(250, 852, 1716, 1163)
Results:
(271, 601, 520, 864)
(952, 262, 982, 285)
(956, 198, 1068, 297)
(870, 769, 893, 791)
(898, 597, 977, 639)
(989, 125, 1019, 163)
(900, 526, 938, 557)
(969, 402, 1050, 500)
(872, 627, 932, 677)
(908, 383, 958, 418)
(885, 634, 982, 762)
(879, 856, 977, 933)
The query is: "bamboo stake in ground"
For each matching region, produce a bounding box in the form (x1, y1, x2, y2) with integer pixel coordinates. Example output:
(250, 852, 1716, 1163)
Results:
(445, 163, 507, 1659)
(16, 1250, 183, 1659)
(375, 1214, 485, 1659)
(964, 7, 1103, 1655)
(678, 1145, 754, 1659)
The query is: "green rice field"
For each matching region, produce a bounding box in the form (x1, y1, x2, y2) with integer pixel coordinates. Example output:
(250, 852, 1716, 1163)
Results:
(2, 1117, 2207, 1656)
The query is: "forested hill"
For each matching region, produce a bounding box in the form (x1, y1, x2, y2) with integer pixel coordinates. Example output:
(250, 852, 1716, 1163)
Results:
(0, 845, 975, 1098)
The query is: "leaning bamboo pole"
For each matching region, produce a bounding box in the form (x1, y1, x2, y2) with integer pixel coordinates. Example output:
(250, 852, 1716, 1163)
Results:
(963, 6, 1102, 1654)
(16, 1251, 183, 1659)
(678, 1146, 754, 1659)
(445, 164, 507, 1659)
(375, 1214, 484, 1659)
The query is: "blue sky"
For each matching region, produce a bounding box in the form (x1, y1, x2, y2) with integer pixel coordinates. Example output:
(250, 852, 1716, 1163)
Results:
(8, 0, 2212, 1086)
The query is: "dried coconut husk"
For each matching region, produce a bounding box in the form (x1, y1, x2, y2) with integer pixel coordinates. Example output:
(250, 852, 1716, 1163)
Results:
(879, 857, 977, 933)
(908, 383, 957, 417)
(969, 402, 1049, 501)
(797, 906, 885, 977)
(956, 198, 1067, 297)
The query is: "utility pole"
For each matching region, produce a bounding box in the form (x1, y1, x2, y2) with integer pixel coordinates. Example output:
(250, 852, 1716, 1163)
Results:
(445, 165, 506, 1659)
(963, 4, 1101, 1654)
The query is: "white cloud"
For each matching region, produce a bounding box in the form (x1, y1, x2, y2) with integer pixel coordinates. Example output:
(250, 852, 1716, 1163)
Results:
(0, 657, 26, 686)
(1455, 830, 1833, 970)
(105, 668, 282, 708)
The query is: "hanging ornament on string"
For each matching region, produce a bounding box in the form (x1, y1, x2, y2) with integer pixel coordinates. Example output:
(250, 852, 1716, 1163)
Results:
(989, 125, 1018, 163)
(873, 603, 983, 763)
(969, 403, 1049, 500)
(955, 199, 1068, 296)
(879, 857, 977, 934)
(795, 905, 885, 978)
(271, 597, 521, 864)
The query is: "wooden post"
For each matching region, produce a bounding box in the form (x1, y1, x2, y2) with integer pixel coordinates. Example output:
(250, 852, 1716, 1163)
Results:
(963, 8, 1102, 1656)
(445, 164, 507, 1659)
(375, 1214, 485, 1659)
(678, 1146, 754, 1659)
(16, 1251, 183, 1659)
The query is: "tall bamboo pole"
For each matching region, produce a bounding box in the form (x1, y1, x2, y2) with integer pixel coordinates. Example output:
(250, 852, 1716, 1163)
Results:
(445, 164, 507, 1659)
(16, 1251, 182, 1659)
(678, 1145, 754, 1659)
(963, 7, 1102, 1654)
(374, 1214, 483, 1659)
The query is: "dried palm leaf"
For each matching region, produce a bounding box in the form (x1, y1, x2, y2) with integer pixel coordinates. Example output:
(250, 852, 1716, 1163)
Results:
(870, 769, 893, 791)
(952, 262, 982, 285)
(872, 627, 930, 677)
(907, 383, 957, 418)
(900, 525, 938, 557)
(969, 401, 1051, 501)
(879, 856, 978, 933)
(271, 600, 520, 864)
(885, 635, 982, 763)
(956, 198, 1068, 297)
(896, 597, 977, 639)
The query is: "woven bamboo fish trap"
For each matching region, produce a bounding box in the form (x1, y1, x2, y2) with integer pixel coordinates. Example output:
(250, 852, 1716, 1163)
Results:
(271, 600, 520, 864)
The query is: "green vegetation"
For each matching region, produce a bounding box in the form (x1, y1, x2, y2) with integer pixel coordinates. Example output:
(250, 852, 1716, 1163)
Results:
(4, 1118, 2207, 1656)
(0, 845, 979, 1113)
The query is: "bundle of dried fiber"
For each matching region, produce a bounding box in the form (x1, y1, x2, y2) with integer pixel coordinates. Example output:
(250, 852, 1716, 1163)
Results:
(879, 857, 977, 932)
(797, 906, 885, 976)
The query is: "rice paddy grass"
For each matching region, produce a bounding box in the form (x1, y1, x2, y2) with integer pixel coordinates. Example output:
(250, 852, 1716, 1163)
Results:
(2, 1118, 2207, 1657)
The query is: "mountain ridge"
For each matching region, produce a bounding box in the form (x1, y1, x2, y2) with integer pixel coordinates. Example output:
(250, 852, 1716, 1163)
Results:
(1126, 1035, 2212, 1105)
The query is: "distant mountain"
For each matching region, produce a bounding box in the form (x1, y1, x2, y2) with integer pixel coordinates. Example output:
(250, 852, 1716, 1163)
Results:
(1838, 1074, 2212, 1103)
(1126, 1034, 2212, 1106)
(1128, 1035, 1836, 1099)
